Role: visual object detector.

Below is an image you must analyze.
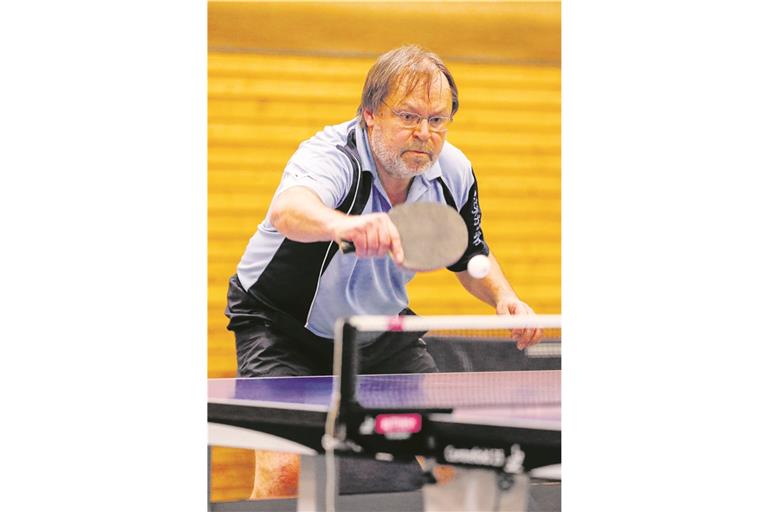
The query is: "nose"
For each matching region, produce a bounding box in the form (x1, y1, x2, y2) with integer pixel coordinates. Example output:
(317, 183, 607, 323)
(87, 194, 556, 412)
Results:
(413, 118, 430, 140)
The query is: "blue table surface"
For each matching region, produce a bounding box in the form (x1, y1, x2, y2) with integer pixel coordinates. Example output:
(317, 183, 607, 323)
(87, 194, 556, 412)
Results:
(209, 371, 560, 411)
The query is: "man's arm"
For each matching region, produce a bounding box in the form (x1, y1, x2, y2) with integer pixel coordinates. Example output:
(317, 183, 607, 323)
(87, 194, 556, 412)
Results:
(269, 186, 404, 263)
(455, 252, 543, 349)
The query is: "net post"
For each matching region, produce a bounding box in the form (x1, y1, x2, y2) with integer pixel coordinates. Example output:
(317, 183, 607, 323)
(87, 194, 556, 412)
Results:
(338, 319, 359, 414)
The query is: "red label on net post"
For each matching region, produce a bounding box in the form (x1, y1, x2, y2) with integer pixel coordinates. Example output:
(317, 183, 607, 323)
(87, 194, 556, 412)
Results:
(375, 413, 422, 434)
(387, 316, 405, 331)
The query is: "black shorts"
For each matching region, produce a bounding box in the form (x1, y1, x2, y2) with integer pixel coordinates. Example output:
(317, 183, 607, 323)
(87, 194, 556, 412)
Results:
(226, 274, 438, 377)
(234, 318, 438, 377)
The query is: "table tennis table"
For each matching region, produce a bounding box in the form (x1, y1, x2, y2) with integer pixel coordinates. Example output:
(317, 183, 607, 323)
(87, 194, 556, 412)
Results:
(208, 370, 561, 511)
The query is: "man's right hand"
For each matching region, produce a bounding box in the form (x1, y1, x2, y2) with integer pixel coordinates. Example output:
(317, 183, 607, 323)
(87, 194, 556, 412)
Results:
(330, 213, 405, 265)
(270, 187, 405, 265)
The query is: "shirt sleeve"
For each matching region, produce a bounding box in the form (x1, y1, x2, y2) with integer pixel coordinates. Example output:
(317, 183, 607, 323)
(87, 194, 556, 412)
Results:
(447, 169, 490, 272)
(275, 146, 353, 209)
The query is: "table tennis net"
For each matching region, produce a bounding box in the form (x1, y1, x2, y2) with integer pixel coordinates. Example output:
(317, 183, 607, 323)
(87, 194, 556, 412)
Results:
(424, 326, 561, 369)
(354, 371, 560, 409)
(337, 315, 561, 409)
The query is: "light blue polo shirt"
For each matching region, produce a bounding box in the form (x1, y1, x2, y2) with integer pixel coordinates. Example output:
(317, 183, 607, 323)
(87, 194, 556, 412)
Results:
(236, 118, 487, 339)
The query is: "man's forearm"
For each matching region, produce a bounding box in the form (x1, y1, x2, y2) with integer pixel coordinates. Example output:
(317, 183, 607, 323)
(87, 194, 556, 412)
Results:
(458, 253, 542, 347)
(456, 252, 519, 307)
(269, 187, 347, 243)
(269, 186, 403, 261)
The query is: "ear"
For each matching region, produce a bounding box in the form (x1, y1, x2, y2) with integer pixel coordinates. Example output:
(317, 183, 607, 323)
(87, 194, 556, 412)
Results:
(362, 108, 375, 128)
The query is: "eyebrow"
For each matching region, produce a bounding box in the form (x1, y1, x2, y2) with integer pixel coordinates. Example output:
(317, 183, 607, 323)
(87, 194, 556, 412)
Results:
(399, 102, 451, 116)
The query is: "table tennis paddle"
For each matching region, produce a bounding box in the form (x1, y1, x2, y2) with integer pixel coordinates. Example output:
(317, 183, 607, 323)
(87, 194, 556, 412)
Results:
(340, 202, 468, 271)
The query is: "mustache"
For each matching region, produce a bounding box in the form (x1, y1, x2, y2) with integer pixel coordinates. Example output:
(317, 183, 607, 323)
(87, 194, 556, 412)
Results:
(401, 147, 433, 156)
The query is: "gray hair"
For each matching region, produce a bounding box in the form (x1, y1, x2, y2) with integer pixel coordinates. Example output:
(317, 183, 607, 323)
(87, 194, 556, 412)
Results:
(356, 45, 459, 129)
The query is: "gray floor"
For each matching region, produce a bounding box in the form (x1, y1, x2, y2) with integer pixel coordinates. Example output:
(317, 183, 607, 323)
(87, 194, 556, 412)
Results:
(210, 481, 560, 512)
(529, 480, 561, 512)
(210, 490, 422, 512)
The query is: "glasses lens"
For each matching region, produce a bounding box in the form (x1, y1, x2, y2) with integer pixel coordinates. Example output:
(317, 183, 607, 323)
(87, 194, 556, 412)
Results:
(399, 112, 419, 127)
(429, 117, 447, 130)
(390, 106, 450, 132)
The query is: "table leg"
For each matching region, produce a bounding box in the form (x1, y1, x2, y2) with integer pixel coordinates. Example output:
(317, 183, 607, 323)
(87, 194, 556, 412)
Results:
(207, 445, 212, 512)
(298, 453, 341, 511)
(423, 468, 529, 511)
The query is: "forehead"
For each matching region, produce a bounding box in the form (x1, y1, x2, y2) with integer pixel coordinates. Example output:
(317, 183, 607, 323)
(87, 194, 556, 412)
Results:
(386, 70, 452, 113)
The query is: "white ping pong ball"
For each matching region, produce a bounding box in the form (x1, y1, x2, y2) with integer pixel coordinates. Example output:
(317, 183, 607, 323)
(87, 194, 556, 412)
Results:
(467, 254, 490, 279)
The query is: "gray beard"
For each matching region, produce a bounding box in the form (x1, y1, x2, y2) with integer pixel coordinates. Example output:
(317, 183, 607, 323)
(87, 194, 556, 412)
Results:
(370, 125, 434, 180)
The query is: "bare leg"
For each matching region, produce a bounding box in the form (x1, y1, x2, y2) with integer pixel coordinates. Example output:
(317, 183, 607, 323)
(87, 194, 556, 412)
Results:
(248, 451, 300, 499)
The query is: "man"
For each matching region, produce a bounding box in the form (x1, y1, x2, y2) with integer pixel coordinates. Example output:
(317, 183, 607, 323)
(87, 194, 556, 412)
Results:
(226, 45, 542, 380)
(224, 45, 544, 498)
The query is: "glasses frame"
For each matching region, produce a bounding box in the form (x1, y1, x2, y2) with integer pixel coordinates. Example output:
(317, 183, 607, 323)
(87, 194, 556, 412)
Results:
(381, 101, 453, 134)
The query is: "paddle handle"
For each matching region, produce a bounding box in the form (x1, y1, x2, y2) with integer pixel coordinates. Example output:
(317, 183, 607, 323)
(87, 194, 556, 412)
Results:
(339, 240, 355, 253)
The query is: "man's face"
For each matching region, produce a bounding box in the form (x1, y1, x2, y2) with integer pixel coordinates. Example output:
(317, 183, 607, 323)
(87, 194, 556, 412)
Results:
(366, 72, 453, 180)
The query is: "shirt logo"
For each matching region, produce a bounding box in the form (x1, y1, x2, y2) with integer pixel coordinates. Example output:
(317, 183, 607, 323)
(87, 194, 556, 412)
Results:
(470, 189, 482, 246)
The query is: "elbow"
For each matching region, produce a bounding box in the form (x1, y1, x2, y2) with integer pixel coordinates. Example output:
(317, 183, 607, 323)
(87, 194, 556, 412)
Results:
(268, 203, 283, 230)
(269, 190, 292, 232)
(269, 203, 291, 235)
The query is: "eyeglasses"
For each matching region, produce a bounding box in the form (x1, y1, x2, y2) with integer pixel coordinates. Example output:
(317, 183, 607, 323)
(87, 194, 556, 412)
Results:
(382, 102, 453, 133)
